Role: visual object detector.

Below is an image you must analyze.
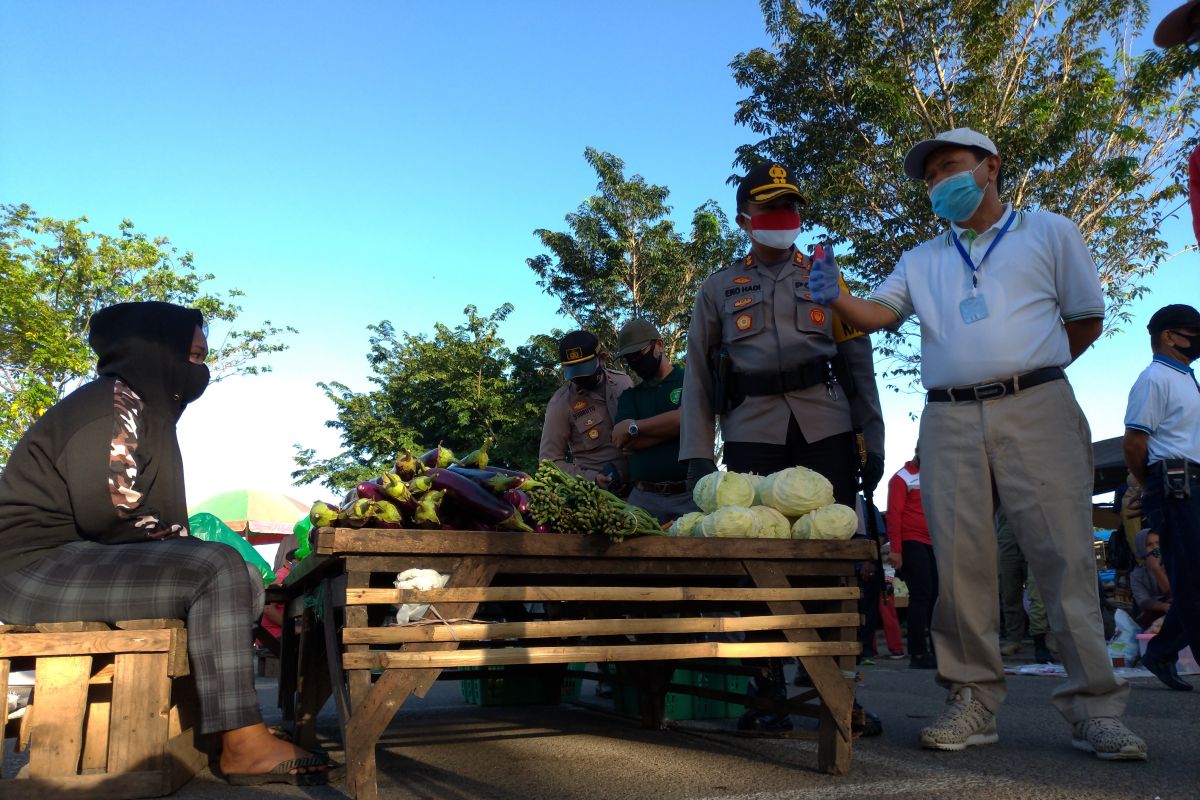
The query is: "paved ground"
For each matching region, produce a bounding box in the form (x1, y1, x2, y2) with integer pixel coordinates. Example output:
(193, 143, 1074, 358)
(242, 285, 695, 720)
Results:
(146, 657, 1199, 800)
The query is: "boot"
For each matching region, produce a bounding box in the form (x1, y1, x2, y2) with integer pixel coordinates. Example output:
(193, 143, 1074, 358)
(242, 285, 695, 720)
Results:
(737, 658, 793, 732)
(1033, 634, 1055, 664)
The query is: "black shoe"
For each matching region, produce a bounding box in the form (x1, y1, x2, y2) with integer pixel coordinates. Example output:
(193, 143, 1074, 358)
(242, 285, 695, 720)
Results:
(909, 653, 937, 669)
(1142, 653, 1194, 691)
(852, 704, 882, 737)
(1032, 634, 1055, 664)
(737, 710, 794, 732)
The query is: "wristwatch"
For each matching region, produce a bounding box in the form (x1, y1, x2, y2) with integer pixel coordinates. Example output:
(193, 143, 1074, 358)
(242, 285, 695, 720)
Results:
(627, 421, 639, 438)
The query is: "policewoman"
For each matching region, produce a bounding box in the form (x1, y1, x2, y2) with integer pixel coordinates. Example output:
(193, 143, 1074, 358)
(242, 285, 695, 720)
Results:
(678, 162, 885, 732)
(539, 330, 633, 490)
(811, 127, 1146, 760)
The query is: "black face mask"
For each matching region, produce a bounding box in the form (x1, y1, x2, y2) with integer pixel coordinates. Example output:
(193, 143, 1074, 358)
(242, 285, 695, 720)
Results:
(626, 349, 662, 381)
(177, 362, 210, 410)
(571, 371, 604, 392)
(1172, 331, 1200, 361)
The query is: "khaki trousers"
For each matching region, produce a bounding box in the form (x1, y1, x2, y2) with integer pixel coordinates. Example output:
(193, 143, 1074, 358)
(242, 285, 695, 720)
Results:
(919, 379, 1128, 723)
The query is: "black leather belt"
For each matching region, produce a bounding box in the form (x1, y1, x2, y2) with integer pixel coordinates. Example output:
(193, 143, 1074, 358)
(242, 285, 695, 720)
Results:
(732, 353, 853, 398)
(633, 480, 689, 495)
(927, 366, 1065, 403)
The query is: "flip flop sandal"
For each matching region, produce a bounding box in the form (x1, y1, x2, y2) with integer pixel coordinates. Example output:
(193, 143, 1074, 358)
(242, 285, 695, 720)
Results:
(267, 725, 295, 742)
(217, 755, 343, 786)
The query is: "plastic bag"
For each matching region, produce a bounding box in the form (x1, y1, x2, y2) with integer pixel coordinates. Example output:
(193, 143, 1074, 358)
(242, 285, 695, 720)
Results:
(293, 515, 313, 560)
(187, 512, 276, 586)
(392, 568, 449, 624)
(1108, 608, 1142, 667)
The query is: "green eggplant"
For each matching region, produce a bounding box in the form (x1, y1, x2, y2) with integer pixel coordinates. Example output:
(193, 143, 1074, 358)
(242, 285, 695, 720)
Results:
(455, 436, 494, 469)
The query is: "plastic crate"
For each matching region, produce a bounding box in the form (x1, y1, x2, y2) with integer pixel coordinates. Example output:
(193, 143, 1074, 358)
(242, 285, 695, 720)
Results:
(613, 661, 748, 720)
(460, 663, 583, 706)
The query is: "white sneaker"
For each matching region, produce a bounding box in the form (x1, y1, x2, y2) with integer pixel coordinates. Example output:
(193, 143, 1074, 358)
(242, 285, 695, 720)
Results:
(919, 688, 999, 751)
(1071, 717, 1147, 761)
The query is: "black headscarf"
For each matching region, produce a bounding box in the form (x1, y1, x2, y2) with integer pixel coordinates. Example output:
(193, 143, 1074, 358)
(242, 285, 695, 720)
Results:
(88, 301, 209, 418)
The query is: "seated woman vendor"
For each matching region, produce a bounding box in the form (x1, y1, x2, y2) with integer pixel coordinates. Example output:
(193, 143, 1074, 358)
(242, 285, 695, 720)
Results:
(0, 301, 335, 786)
(1131, 528, 1172, 631)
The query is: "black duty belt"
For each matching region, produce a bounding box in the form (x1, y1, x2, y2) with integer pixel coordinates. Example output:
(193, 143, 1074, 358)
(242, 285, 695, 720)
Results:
(633, 480, 689, 495)
(927, 366, 1065, 403)
(732, 353, 852, 398)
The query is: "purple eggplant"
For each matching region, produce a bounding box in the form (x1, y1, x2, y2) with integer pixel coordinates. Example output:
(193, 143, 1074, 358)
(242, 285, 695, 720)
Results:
(503, 489, 529, 515)
(356, 481, 389, 503)
(413, 489, 445, 528)
(408, 474, 434, 495)
(309, 500, 339, 528)
(424, 467, 531, 531)
(379, 473, 415, 508)
(448, 465, 541, 493)
(394, 450, 423, 479)
(418, 443, 456, 469)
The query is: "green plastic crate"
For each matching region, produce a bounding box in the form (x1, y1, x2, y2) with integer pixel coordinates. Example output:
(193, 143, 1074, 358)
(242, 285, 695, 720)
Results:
(612, 661, 748, 720)
(460, 663, 583, 706)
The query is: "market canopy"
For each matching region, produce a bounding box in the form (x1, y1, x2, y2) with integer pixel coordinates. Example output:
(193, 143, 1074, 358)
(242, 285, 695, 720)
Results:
(188, 489, 309, 536)
(1093, 436, 1127, 496)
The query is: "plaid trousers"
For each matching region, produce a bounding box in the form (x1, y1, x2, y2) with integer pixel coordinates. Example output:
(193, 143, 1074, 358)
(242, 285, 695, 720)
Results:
(0, 537, 263, 734)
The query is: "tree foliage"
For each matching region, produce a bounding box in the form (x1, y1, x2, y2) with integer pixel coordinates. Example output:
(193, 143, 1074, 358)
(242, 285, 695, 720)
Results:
(0, 204, 295, 461)
(527, 147, 746, 360)
(292, 304, 561, 492)
(732, 0, 1199, 384)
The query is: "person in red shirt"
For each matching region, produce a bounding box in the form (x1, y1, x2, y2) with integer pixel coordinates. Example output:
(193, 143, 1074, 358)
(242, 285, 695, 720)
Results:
(1154, 2, 1200, 247)
(887, 445, 939, 668)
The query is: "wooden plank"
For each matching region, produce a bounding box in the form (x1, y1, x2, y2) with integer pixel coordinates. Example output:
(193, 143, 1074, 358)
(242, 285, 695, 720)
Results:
(0, 625, 38, 634)
(0, 630, 172, 659)
(345, 640, 857, 669)
(113, 618, 184, 630)
(35, 621, 112, 633)
(342, 555, 854, 578)
(317, 527, 874, 561)
(166, 627, 190, 678)
(80, 689, 112, 772)
(107, 652, 170, 774)
(0, 770, 166, 799)
(342, 612, 861, 644)
(88, 663, 116, 685)
(163, 726, 211, 792)
(29, 655, 92, 777)
(348, 586, 862, 604)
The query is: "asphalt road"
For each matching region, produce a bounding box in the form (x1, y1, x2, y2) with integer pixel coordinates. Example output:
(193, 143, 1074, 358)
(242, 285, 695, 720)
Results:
(153, 658, 1197, 800)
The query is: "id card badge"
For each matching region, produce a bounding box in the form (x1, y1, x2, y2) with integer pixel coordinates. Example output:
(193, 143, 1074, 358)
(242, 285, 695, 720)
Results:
(959, 293, 989, 324)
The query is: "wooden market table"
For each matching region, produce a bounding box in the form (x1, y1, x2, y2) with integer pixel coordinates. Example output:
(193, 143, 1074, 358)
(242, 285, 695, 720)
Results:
(278, 528, 872, 800)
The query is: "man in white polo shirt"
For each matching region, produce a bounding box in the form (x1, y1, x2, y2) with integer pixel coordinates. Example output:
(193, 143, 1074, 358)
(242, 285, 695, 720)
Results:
(806, 127, 1146, 760)
(1124, 304, 1200, 692)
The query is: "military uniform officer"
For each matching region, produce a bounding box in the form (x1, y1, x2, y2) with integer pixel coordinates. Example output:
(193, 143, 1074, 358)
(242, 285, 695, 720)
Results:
(540, 330, 633, 489)
(678, 161, 885, 733)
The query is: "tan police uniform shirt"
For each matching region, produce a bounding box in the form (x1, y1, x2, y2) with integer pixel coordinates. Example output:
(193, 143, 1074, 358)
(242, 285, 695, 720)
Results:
(539, 368, 634, 480)
(679, 249, 884, 461)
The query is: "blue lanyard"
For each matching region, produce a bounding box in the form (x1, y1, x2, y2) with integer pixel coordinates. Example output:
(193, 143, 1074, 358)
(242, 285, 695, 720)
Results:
(953, 211, 1016, 289)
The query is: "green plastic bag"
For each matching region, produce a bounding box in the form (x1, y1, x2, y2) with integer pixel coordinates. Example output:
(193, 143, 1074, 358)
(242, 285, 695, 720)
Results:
(293, 515, 313, 561)
(187, 512, 276, 586)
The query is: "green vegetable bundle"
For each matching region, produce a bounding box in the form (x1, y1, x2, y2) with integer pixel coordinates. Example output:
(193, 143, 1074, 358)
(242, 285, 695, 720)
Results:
(527, 460, 664, 541)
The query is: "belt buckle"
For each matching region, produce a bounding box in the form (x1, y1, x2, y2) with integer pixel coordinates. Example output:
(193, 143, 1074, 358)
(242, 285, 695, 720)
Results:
(972, 381, 1007, 401)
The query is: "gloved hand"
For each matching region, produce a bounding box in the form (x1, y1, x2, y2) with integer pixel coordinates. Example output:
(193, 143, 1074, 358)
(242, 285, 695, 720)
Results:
(860, 451, 885, 495)
(808, 244, 841, 305)
(686, 458, 717, 491)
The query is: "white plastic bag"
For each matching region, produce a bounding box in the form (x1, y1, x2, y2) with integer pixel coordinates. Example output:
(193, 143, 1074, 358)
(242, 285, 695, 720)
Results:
(1108, 608, 1142, 666)
(392, 568, 450, 625)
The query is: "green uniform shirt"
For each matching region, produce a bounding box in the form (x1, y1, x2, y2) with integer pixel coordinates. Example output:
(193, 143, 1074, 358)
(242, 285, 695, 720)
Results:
(616, 365, 688, 483)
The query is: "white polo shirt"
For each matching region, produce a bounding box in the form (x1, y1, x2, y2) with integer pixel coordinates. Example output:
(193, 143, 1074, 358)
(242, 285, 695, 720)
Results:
(870, 205, 1105, 389)
(1124, 355, 1200, 465)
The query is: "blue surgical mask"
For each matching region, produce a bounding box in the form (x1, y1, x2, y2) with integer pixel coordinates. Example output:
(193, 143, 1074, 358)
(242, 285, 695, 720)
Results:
(928, 162, 988, 222)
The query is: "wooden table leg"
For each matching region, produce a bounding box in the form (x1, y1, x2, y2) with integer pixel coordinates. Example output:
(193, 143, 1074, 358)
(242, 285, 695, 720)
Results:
(743, 561, 854, 774)
(294, 607, 332, 751)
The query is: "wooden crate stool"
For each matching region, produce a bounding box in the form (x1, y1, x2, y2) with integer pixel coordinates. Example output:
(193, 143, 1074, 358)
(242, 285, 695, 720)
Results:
(0, 619, 209, 799)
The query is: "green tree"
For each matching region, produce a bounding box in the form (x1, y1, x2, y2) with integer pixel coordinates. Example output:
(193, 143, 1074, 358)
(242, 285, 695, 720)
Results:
(0, 204, 295, 461)
(292, 304, 561, 493)
(527, 147, 745, 359)
(732, 0, 1198, 383)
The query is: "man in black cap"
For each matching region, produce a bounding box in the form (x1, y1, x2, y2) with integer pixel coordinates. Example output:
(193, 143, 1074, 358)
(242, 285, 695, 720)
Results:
(1155, 1, 1200, 249)
(1124, 304, 1200, 692)
(539, 330, 633, 490)
(679, 161, 885, 732)
(611, 318, 698, 523)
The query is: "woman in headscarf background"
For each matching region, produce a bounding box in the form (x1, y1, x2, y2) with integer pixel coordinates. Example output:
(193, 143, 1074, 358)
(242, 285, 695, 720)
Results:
(1131, 528, 1172, 631)
(0, 301, 334, 786)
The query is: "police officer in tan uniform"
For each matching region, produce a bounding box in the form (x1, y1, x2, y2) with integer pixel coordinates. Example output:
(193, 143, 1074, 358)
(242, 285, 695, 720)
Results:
(679, 162, 885, 732)
(540, 330, 634, 490)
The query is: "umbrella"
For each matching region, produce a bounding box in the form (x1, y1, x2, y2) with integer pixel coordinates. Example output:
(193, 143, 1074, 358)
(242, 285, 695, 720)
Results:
(188, 489, 309, 536)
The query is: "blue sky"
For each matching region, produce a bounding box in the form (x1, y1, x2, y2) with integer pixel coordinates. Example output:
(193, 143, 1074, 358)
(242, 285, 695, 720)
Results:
(2, 1, 1194, 511)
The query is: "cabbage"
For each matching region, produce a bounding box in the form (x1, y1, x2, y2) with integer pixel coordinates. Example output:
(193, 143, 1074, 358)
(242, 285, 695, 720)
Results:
(760, 467, 835, 517)
(693, 471, 757, 513)
(668, 511, 705, 537)
(697, 506, 760, 538)
(749, 505, 791, 538)
(791, 503, 859, 540)
(746, 473, 767, 506)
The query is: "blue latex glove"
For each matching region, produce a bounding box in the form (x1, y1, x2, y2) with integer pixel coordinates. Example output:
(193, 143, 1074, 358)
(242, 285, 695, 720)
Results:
(808, 244, 841, 305)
